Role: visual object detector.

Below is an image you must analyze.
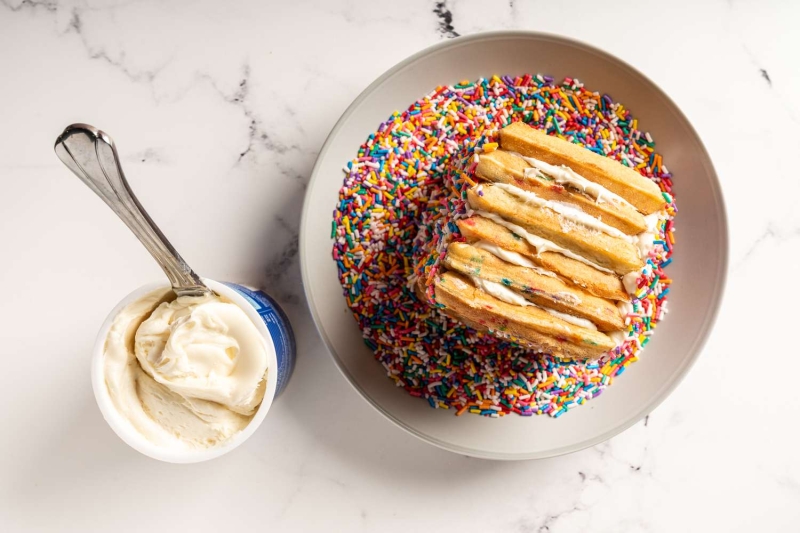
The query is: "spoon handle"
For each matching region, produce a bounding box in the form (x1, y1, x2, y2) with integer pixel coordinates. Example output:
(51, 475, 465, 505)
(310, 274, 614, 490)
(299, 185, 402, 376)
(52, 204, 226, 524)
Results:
(54, 123, 211, 297)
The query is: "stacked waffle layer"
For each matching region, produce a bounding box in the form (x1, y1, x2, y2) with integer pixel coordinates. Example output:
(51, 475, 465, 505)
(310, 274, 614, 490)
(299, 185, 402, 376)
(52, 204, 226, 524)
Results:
(425, 122, 667, 359)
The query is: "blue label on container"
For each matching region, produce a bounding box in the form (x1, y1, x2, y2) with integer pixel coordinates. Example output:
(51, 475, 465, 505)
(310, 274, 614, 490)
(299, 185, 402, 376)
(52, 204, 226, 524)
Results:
(222, 282, 296, 396)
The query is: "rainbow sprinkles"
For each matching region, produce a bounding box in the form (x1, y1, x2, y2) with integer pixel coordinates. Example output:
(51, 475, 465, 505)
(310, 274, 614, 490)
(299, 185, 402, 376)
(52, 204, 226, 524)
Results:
(332, 74, 676, 418)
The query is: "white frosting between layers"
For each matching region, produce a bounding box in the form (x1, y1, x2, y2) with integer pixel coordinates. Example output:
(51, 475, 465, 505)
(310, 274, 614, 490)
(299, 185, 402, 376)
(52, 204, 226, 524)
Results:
(485, 182, 662, 260)
(621, 213, 662, 294)
(542, 307, 598, 331)
(618, 300, 634, 315)
(472, 240, 534, 267)
(470, 275, 530, 306)
(637, 211, 663, 258)
(609, 301, 635, 346)
(468, 276, 598, 331)
(622, 271, 641, 295)
(473, 210, 615, 274)
(554, 292, 582, 306)
(609, 331, 627, 346)
(472, 240, 557, 277)
(490, 183, 630, 239)
(509, 151, 634, 208)
(467, 242, 583, 305)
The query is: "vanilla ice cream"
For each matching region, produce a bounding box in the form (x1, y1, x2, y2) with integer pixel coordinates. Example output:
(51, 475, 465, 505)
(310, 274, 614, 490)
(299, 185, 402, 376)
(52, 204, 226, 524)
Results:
(103, 289, 269, 450)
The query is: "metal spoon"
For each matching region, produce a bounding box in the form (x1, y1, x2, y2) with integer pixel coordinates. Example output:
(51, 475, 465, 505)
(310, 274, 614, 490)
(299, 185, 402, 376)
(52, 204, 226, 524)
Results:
(54, 123, 212, 298)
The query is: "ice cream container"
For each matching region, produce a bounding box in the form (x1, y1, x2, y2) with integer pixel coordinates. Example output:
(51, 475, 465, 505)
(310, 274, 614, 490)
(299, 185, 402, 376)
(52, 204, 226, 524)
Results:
(91, 278, 296, 463)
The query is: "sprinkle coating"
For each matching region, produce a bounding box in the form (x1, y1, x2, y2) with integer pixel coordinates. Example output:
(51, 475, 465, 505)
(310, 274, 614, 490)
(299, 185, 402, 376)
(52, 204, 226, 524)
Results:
(332, 75, 676, 417)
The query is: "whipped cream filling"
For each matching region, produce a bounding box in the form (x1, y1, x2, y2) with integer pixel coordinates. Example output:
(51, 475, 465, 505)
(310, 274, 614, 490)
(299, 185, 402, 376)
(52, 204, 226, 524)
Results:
(509, 151, 634, 208)
(541, 306, 597, 331)
(486, 182, 662, 260)
(622, 233, 663, 296)
(469, 276, 598, 331)
(636, 211, 663, 258)
(554, 292, 582, 306)
(609, 300, 636, 346)
(490, 183, 630, 239)
(609, 331, 627, 346)
(474, 210, 614, 274)
(470, 275, 530, 307)
(622, 271, 641, 295)
(472, 240, 557, 277)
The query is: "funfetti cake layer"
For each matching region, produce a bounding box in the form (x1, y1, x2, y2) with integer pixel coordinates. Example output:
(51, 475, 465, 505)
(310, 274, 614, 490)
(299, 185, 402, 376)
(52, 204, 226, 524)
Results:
(333, 74, 676, 418)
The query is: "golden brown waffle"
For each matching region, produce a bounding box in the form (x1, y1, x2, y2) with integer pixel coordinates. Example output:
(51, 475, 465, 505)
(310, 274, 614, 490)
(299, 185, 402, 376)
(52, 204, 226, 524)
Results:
(456, 216, 629, 302)
(467, 186, 644, 275)
(499, 122, 664, 214)
(434, 271, 615, 360)
(444, 242, 624, 332)
(417, 122, 671, 360)
(476, 149, 647, 235)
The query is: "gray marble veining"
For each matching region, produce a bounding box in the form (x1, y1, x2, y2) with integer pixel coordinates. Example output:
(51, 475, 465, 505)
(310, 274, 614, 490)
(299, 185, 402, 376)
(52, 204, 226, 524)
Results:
(0, 0, 798, 531)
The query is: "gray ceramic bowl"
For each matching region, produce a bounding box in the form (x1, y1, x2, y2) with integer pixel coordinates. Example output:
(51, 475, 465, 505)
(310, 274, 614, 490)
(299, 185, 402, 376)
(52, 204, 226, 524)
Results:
(300, 31, 727, 459)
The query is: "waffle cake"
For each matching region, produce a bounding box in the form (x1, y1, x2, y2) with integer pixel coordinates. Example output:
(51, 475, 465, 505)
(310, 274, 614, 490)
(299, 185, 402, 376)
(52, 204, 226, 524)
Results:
(427, 122, 667, 359)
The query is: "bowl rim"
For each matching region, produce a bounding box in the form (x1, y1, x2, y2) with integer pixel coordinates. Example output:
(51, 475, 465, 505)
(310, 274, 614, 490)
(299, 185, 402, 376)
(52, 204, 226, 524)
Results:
(299, 30, 729, 459)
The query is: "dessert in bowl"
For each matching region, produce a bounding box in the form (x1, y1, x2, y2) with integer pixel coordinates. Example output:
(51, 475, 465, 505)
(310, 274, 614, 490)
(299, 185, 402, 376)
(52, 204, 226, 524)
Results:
(333, 76, 675, 418)
(301, 32, 726, 458)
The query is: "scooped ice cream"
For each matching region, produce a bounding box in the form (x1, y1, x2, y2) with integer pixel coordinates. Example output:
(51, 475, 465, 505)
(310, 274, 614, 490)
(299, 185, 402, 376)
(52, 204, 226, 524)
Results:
(103, 289, 269, 449)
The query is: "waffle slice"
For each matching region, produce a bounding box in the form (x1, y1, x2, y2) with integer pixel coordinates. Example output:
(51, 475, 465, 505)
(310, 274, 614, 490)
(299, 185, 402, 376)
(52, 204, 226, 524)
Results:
(476, 149, 647, 235)
(444, 242, 624, 332)
(499, 122, 665, 215)
(434, 271, 615, 360)
(456, 216, 629, 301)
(467, 185, 645, 275)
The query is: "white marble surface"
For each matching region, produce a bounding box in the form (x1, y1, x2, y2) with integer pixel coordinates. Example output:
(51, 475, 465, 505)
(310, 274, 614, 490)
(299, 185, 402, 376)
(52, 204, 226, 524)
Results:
(0, 0, 798, 531)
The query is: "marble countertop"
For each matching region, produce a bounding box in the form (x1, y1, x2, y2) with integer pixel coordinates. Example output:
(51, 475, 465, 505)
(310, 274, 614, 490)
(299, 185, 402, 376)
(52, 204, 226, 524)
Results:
(1, 0, 797, 531)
